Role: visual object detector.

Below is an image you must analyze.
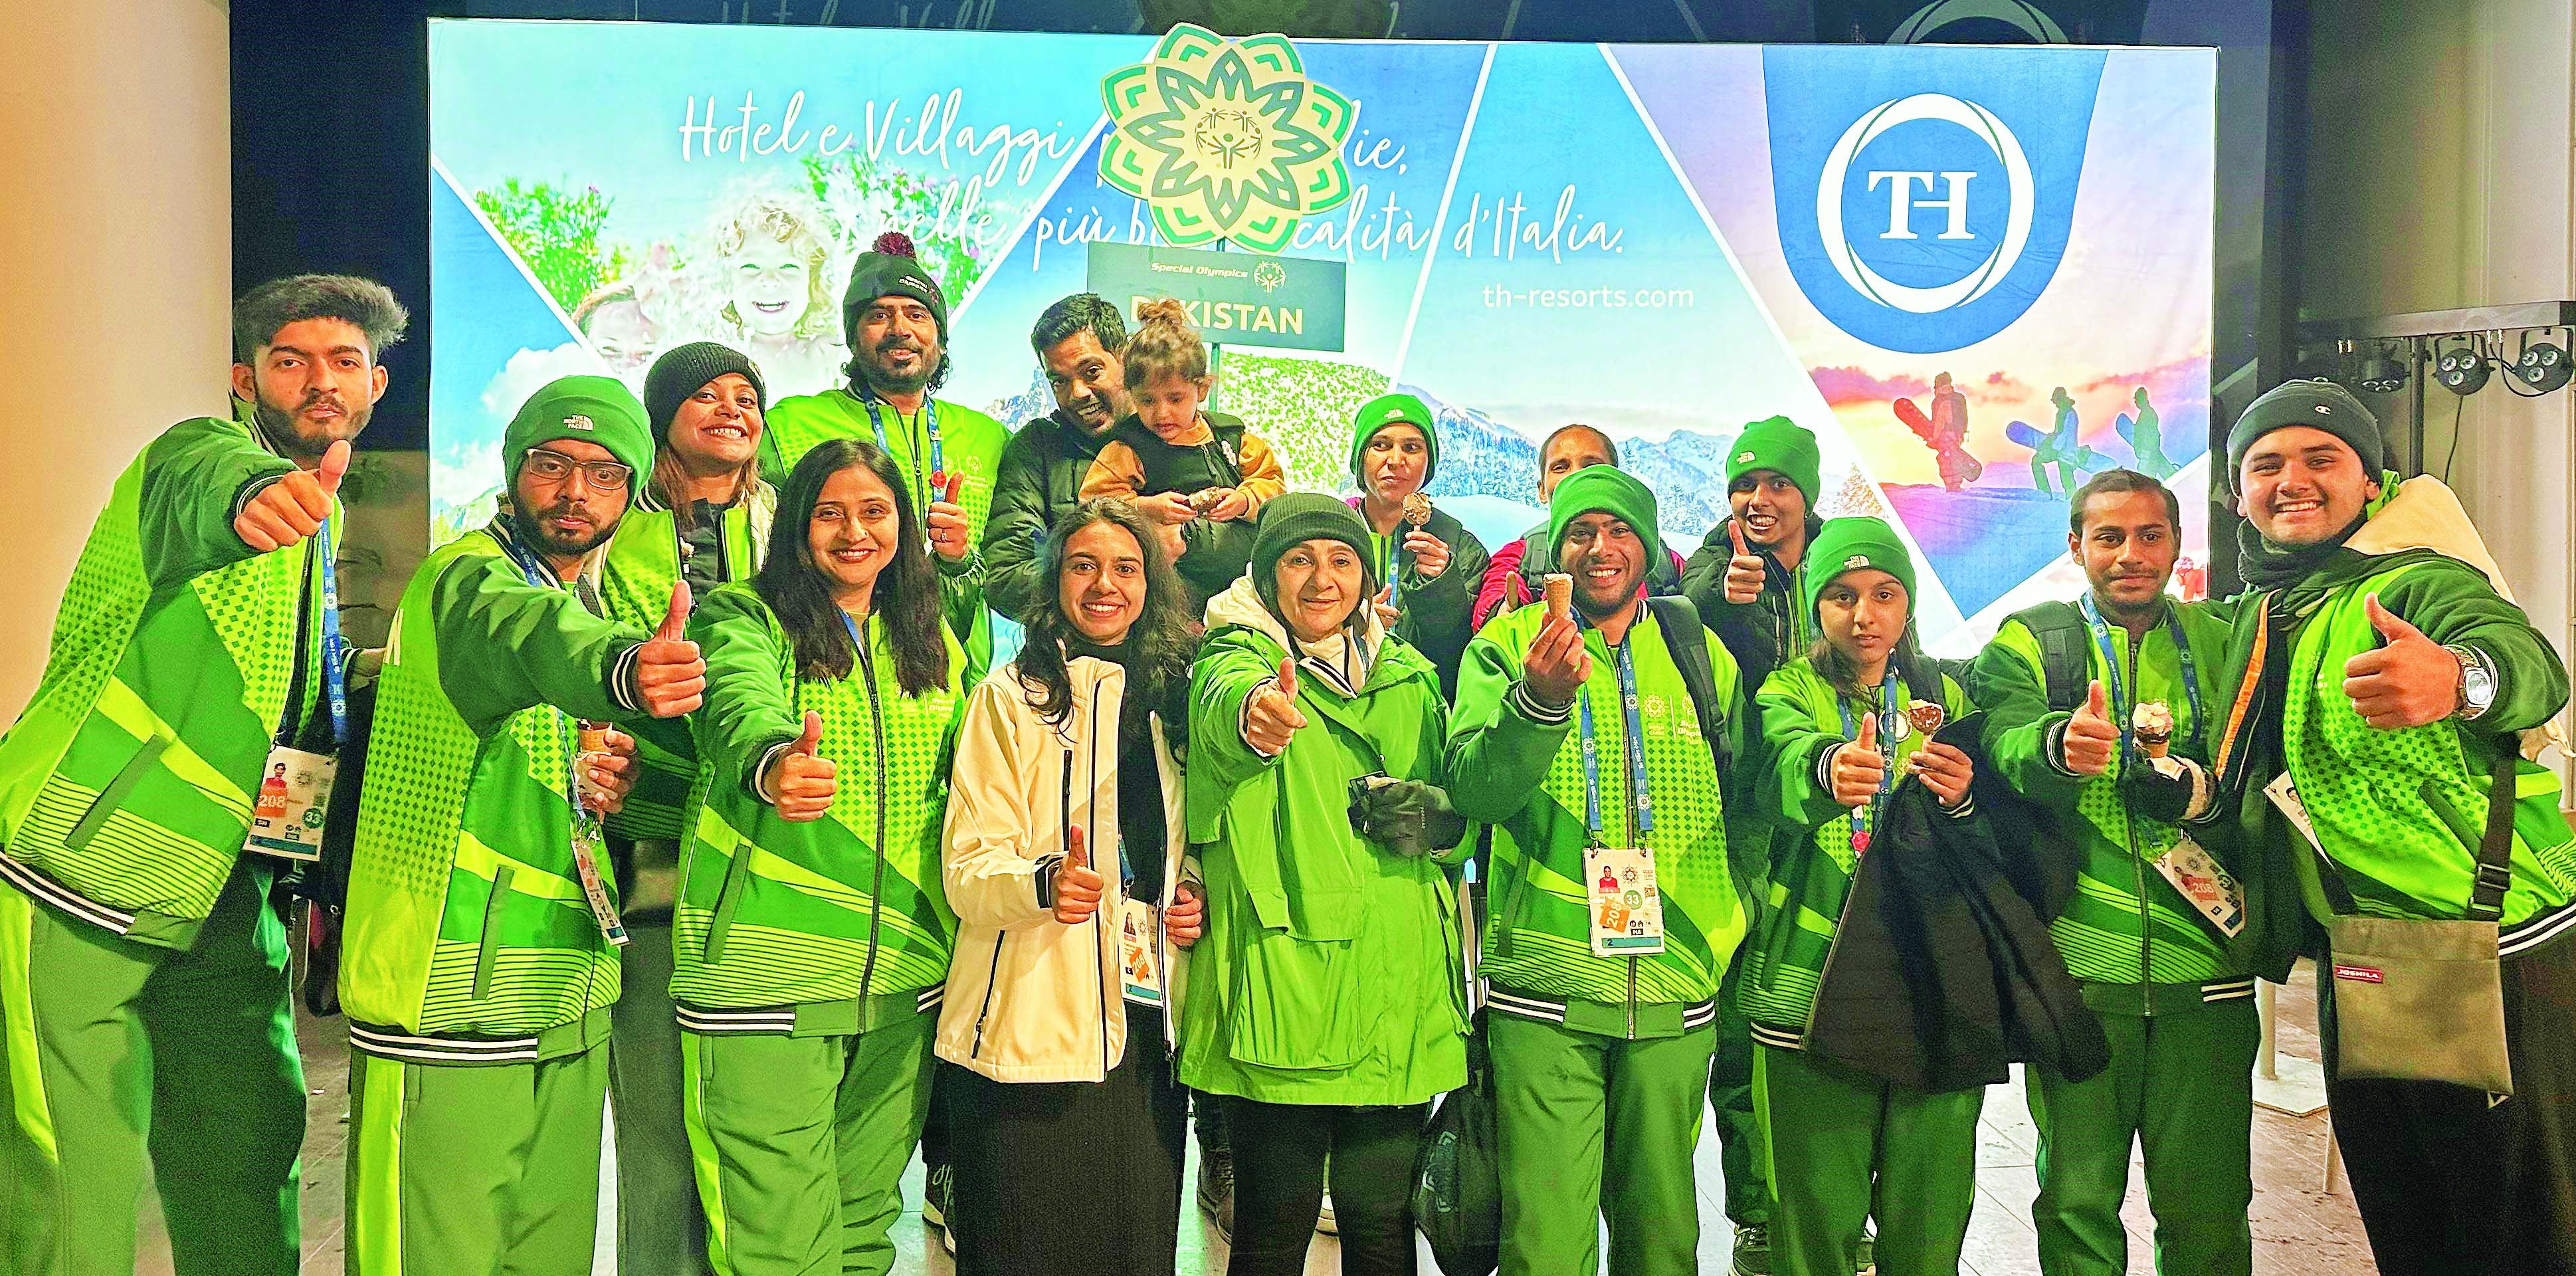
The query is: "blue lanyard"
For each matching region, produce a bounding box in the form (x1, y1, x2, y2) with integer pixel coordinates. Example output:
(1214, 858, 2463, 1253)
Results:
(495, 527, 607, 825)
(1380, 530, 1403, 607)
(861, 390, 942, 506)
(1575, 629, 1653, 845)
(1833, 669, 1905, 852)
(309, 518, 349, 746)
(2076, 595, 2205, 758)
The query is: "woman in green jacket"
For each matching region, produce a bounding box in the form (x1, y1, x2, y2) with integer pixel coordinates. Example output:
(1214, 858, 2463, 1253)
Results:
(597, 340, 776, 1275)
(1182, 492, 1472, 1276)
(672, 437, 967, 1276)
(1735, 516, 1981, 1276)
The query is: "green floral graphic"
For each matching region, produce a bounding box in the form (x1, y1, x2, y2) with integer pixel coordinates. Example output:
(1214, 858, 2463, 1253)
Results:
(1100, 24, 1357, 253)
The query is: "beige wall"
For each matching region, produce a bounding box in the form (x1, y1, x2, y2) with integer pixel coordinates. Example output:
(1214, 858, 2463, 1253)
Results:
(0, 1, 233, 716)
(2303, 0, 2576, 761)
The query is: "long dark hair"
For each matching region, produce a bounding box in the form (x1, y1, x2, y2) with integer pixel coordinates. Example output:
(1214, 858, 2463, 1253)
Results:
(754, 439, 948, 696)
(1015, 498, 1200, 729)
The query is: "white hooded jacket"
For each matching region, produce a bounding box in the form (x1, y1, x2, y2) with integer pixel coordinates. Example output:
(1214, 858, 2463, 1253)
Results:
(934, 649, 1192, 1083)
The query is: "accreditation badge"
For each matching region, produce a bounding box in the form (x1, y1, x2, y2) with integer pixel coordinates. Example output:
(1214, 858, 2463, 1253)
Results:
(2152, 832, 2246, 939)
(1585, 845, 1665, 957)
(1119, 897, 1164, 1006)
(569, 821, 630, 948)
(244, 745, 337, 862)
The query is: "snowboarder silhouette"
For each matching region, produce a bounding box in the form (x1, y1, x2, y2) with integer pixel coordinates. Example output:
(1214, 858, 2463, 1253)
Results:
(2116, 386, 2175, 479)
(1894, 372, 1983, 492)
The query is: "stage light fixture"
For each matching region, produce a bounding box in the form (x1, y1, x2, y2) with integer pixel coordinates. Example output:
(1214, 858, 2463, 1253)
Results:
(2435, 338, 2492, 395)
(2512, 331, 2572, 393)
(2356, 345, 2409, 393)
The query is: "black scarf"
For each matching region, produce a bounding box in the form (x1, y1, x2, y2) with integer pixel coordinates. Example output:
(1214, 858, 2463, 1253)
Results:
(2232, 510, 2370, 592)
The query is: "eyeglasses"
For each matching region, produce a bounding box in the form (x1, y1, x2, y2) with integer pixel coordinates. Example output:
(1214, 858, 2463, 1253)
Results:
(523, 448, 633, 491)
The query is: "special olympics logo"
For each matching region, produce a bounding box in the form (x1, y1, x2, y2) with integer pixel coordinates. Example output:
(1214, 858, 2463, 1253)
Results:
(1099, 24, 1357, 254)
(1253, 261, 1287, 292)
(1815, 94, 2033, 315)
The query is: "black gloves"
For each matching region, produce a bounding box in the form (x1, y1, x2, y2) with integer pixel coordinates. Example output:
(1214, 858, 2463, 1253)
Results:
(1348, 774, 1469, 857)
(2122, 755, 2211, 824)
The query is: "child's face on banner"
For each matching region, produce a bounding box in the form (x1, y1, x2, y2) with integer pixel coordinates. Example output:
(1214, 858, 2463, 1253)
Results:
(729, 233, 811, 339)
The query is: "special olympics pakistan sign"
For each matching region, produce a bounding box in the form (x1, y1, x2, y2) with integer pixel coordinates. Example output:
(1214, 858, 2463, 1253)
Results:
(1086, 243, 1347, 352)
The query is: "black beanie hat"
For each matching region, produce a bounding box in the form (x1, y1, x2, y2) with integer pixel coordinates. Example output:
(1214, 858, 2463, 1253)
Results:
(642, 342, 767, 443)
(2225, 379, 2386, 490)
(841, 231, 949, 348)
(1250, 492, 1379, 613)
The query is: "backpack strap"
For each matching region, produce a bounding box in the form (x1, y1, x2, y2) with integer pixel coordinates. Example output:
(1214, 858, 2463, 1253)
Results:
(2013, 601, 2093, 714)
(1643, 594, 1733, 780)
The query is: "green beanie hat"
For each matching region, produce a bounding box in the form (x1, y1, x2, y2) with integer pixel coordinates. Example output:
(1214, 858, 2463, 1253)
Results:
(841, 230, 949, 348)
(504, 374, 655, 487)
(1349, 392, 1438, 484)
(2225, 379, 2385, 492)
(1548, 465, 1662, 566)
(1250, 492, 1379, 612)
(1803, 516, 1918, 621)
(1726, 416, 1823, 506)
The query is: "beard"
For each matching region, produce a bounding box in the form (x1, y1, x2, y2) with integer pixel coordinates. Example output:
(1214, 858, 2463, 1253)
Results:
(516, 497, 615, 564)
(250, 388, 369, 461)
(858, 333, 942, 396)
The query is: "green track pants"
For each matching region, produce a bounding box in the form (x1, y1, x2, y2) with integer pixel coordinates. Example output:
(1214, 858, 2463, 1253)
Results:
(1489, 1013, 1716, 1276)
(346, 1041, 610, 1276)
(2027, 999, 2259, 1276)
(1711, 969, 1771, 1228)
(1755, 1042, 1983, 1276)
(609, 919, 711, 1273)
(681, 1011, 935, 1276)
(0, 862, 303, 1276)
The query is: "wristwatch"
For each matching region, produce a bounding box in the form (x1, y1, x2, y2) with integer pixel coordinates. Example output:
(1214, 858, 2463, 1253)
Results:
(2445, 644, 2496, 720)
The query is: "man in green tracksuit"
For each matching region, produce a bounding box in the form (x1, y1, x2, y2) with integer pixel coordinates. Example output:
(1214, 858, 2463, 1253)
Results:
(0, 274, 403, 1276)
(1678, 415, 1825, 1272)
(340, 375, 707, 1275)
(2215, 379, 2576, 1274)
(760, 231, 1009, 677)
(1971, 469, 2253, 1275)
(1450, 467, 1757, 1276)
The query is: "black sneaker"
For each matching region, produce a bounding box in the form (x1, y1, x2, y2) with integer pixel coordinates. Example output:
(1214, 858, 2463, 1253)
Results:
(923, 1161, 955, 1255)
(1732, 1223, 1771, 1275)
(1196, 1148, 1235, 1242)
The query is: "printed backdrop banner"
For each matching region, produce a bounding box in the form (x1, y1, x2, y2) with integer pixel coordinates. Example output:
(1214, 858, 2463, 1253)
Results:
(428, 20, 2215, 651)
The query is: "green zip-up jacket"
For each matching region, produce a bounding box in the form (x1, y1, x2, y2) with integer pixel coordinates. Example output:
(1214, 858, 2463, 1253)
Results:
(595, 489, 773, 842)
(1360, 501, 1492, 699)
(1178, 577, 1470, 1106)
(761, 388, 1009, 674)
(668, 583, 966, 1029)
(1735, 657, 1974, 1045)
(340, 521, 657, 1059)
(0, 405, 322, 947)
(2255, 548, 2574, 953)
(1971, 598, 2252, 1015)
(1448, 601, 1753, 1036)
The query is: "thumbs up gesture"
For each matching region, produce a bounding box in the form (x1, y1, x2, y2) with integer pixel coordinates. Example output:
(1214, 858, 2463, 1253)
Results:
(925, 471, 971, 562)
(765, 710, 837, 821)
(633, 581, 706, 718)
(1832, 711, 1888, 807)
(1244, 657, 1309, 756)
(1371, 584, 1402, 630)
(235, 439, 351, 552)
(2062, 679, 2121, 777)
(2344, 593, 2463, 730)
(1723, 520, 1766, 605)
(1052, 825, 1106, 926)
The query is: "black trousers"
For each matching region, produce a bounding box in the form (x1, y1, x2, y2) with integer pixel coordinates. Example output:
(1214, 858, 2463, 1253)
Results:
(945, 1005, 1190, 1276)
(2324, 930, 2576, 1275)
(1221, 1097, 1424, 1276)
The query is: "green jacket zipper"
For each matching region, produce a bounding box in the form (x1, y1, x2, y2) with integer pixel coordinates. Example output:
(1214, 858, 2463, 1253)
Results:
(856, 637, 889, 1004)
(2119, 629, 2155, 1016)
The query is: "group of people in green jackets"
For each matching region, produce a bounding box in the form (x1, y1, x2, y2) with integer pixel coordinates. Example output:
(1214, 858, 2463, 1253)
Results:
(2, 249, 2571, 1276)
